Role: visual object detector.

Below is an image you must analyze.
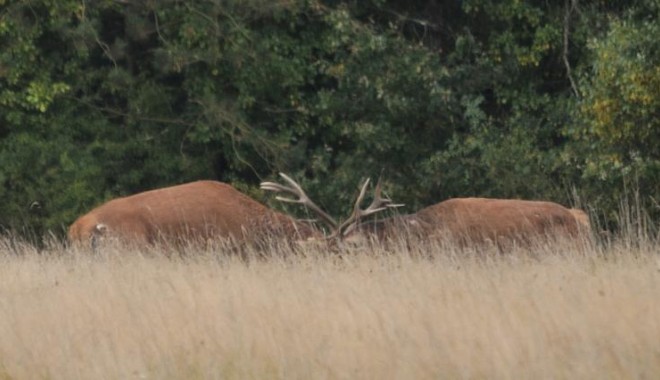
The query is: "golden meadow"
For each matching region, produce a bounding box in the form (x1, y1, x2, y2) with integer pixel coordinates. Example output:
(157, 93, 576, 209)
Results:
(0, 217, 658, 380)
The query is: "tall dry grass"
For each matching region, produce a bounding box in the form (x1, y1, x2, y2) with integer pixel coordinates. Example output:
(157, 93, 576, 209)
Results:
(0, 229, 659, 379)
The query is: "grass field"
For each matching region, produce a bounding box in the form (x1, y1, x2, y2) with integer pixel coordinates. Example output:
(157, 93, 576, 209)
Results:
(0, 232, 659, 379)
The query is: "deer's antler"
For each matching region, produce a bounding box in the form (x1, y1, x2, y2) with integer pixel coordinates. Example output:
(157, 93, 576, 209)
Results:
(330, 177, 404, 239)
(260, 173, 338, 230)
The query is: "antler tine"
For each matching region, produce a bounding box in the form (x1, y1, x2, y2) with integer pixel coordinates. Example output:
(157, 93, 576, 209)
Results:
(361, 177, 405, 215)
(260, 173, 338, 229)
(260, 183, 301, 205)
(260, 181, 295, 201)
(352, 178, 371, 212)
(260, 173, 310, 203)
(277, 172, 307, 195)
(326, 178, 369, 240)
(362, 178, 385, 214)
(339, 177, 405, 237)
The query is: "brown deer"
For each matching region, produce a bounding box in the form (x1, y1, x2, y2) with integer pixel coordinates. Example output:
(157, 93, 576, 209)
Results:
(377, 198, 585, 247)
(262, 174, 587, 248)
(68, 180, 319, 249)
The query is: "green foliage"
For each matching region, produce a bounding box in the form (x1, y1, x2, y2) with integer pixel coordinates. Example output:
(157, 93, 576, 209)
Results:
(578, 19, 659, 156)
(567, 14, 660, 220)
(0, 0, 657, 239)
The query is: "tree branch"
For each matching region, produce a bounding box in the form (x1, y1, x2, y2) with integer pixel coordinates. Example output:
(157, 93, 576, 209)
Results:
(563, 0, 580, 98)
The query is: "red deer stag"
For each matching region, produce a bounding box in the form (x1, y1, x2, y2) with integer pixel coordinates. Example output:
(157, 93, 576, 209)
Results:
(262, 174, 588, 248)
(68, 180, 319, 249)
(348, 198, 590, 248)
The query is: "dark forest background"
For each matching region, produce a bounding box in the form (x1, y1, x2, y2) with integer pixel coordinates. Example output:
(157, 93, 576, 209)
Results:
(1, 0, 658, 240)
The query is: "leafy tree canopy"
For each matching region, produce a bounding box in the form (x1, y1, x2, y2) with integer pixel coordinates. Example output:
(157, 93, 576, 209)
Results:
(0, 0, 657, 240)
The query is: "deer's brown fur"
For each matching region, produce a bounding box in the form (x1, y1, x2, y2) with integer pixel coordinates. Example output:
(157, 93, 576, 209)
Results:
(68, 180, 318, 248)
(352, 198, 584, 247)
(568, 208, 591, 232)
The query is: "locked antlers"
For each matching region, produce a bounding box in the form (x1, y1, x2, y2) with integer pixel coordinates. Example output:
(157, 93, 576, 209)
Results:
(334, 177, 404, 238)
(261, 173, 403, 240)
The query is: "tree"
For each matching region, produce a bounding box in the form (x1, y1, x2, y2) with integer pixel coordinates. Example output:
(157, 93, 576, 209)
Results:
(566, 10, 660, 221)
(0, 0, 657, 240)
